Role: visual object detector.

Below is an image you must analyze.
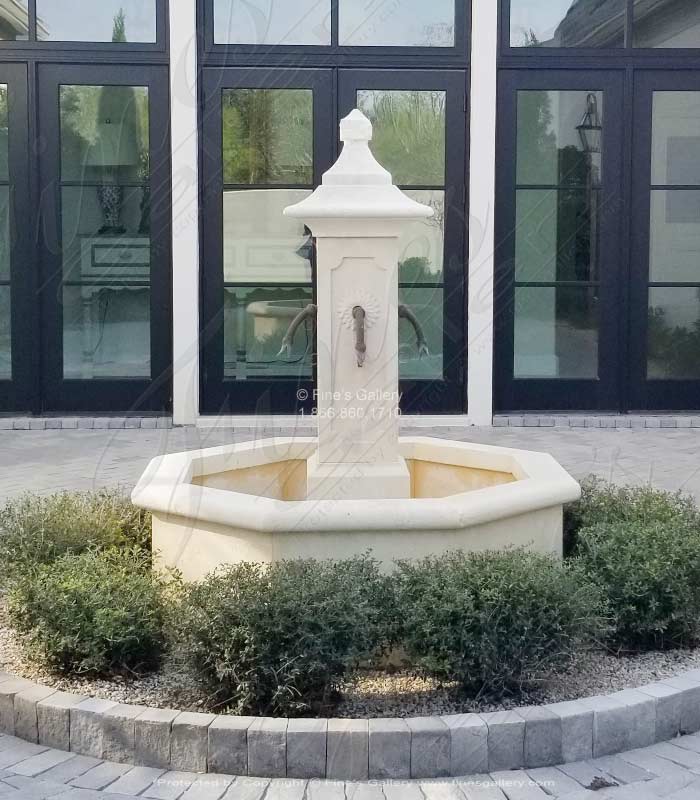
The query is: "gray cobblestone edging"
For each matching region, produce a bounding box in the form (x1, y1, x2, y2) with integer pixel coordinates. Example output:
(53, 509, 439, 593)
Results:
(4, 415, 700, 431)
(2, 669, 700, 781)
(494, 415, 700, 428)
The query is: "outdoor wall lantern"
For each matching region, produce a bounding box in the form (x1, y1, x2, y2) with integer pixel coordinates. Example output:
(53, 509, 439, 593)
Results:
(577, 93, 602, 155)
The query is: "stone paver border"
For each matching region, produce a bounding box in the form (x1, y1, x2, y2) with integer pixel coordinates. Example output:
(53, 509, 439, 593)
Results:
(3, 669, 700, 781)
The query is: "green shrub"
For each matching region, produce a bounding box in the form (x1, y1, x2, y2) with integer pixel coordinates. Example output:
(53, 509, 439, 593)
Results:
(394, 549, 605, 697)
(576, 519, 700, 651)
(7, 548, 168, 675)
(564, 478, 698, 556)
(0, 490, 151, 579)
(176, 557, 391, 716)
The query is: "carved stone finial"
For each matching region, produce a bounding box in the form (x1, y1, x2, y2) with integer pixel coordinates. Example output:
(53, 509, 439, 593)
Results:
(340, 109, 373, 143)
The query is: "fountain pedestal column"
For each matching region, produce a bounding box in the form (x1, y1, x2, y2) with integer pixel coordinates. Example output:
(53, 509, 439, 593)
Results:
(285, 110, 433, 501)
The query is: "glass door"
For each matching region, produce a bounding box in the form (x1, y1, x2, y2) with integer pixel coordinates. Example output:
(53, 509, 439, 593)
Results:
(495, 70, 624, 412)
(37, 64, 171, 413)
(630, 72, 700, 410)
(200, 68, 333, 414)
(0, 64, 33, 412)
(338, 70, 468, 414)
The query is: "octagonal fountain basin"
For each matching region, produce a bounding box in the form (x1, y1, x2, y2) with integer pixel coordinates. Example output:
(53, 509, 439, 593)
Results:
(132, 437, 581, 581)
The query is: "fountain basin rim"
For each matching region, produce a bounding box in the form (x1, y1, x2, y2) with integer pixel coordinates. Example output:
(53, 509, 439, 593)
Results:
(131, 437, 581, 535)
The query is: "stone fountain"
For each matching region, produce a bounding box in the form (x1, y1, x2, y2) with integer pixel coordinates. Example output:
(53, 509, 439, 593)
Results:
(132, 110, 580, 581)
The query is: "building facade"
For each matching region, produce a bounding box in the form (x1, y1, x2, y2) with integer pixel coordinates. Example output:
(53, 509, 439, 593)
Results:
(0, 0, 699, 424)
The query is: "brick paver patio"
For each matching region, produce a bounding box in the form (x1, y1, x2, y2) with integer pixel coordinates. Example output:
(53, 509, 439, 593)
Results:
(1, 426, 698, 503)
(1, 731, 700, 798)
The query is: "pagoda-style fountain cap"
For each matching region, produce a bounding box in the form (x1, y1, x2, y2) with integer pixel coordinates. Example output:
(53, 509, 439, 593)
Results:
(284, 109, 433, 221)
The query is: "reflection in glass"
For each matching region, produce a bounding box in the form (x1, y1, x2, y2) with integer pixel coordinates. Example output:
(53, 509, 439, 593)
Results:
(223, 89, 313, 185)
(224, 286, 314, 379)
(36, 0, 156, 42)
(510, 0, 625, 47)
(0, 84, 8, 180)
(340, 0, 455, 46)
(517, 91, 603, 186)
(649, 190, 700, 283)
(60, 85, 149, 186)
(223, 189, 313, 284)
(0, 287, 10, 379)
(400, 191, 445, 284)
(214, 0, 331, 45)
(399, 287, 443, 380)
(0, 0, 28, 41)
(651, 93, 700, 186)
(0, 186, 10, 282)
(515, 189, 598, 283)
(514, 286, 599, 378)
(633, 0, 700, 48)
(63, 286, 150, 379)
(648, 288, 700, 379)
(357, 90, 446, 186)
(59, 85, 151, 379)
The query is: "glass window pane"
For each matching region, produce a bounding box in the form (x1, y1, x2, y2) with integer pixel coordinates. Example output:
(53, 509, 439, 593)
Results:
(648, 287, 700, 379)
(633, 0, 700, 48)
(340, 0, 455, 47)
(59, 84, 151, 380)
(214, 0, 331, 45)
(356, 90, 446, 186)
(510, 0, 625, 48)
(36, 0, 156, 43)
(0, 84, 8, 181)
(224, 286, 314, 379)
(223, 189, 313, 284)
(0, 0, 28, 41)
(60, 85, 149, 184)
(223, 89, 313, 185)
(400, 191, 445, 284)
(649, 190, 700, 283)
(515, 286, 599, 379)
(399, 286, 443, 380)
(0, 286, 10, 379)
(515, 189, 599, 283)
(62, 285, 150, 379)
(0, 186, 9, 282)
(517, 91, 603, 187)
(651, 93, 700, 186)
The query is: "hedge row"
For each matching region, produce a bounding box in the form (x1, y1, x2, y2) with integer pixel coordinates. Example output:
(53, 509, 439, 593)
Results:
(2, 482, 700, 716)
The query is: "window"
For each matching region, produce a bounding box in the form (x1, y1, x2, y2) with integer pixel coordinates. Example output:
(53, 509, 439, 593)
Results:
(221, 88, 315, 380)
(513, 90, 603, 379)
(509, 0, 624, 48)
(36, 0, 157, 43)
(210, 0, 460, 49)
(0, 0, 160, 45)
(0, 1, 29, 41)
(0, 84, 10, 378)
(508, 0, 700, 49)
(633, 0, 700, 49)
(647, 92, 700, 379)
(58, 84, 152, 379)
(214, 0, 331, 45)
(339, 0, 455, 47)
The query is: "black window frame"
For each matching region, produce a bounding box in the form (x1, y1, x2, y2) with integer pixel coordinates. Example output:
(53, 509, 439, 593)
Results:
(0, 0, 168, 54)
(198, 0, 470, 69)
(37, 62, 173, 414)
(0, 5, 170, 416)
(501, 0, 700, 59)
(0, 63, 34, 413)
(494, 69, 625, 413)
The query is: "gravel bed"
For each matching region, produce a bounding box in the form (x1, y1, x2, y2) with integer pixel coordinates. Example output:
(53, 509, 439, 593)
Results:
(4, 603, 700, 718)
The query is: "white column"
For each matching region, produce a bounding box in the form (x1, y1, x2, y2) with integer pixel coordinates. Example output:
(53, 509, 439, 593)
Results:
(467, 0, 499, 426)
(170, 0, 200, 426)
